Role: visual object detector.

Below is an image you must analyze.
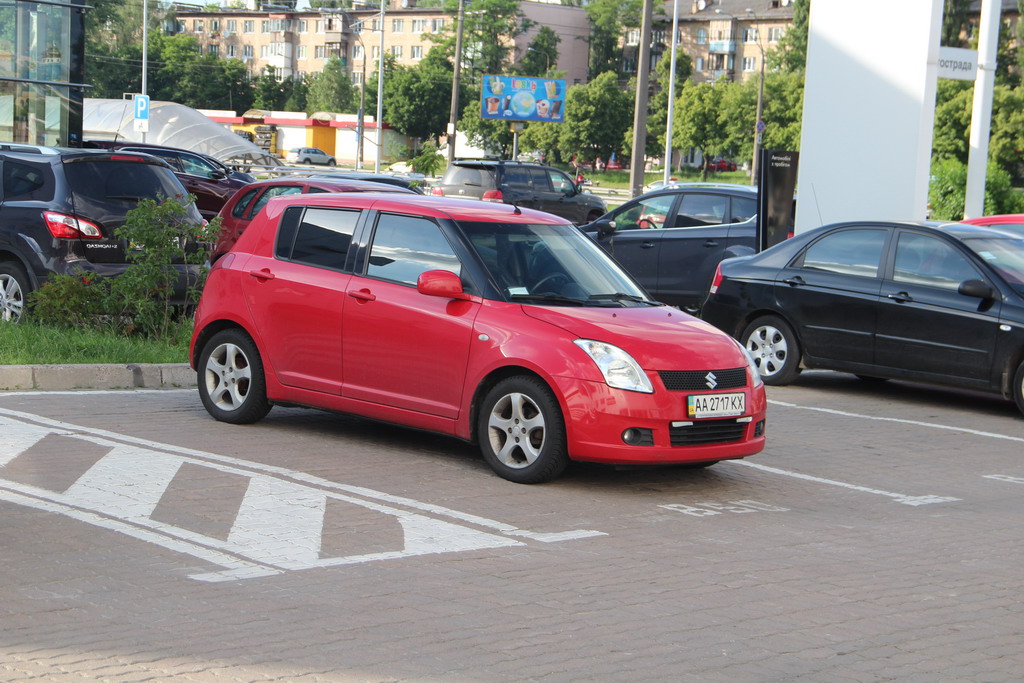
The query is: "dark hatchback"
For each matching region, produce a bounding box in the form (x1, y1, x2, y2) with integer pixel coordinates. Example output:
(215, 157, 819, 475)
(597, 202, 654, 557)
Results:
(431, 159, 607, 224)
(701, 220, 1024, 414)
(0, 145, 204, 322)
(580, 184, 758, 311)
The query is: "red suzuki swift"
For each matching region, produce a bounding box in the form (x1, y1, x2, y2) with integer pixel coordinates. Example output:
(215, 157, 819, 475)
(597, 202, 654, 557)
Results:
(190, 194, 766, 483)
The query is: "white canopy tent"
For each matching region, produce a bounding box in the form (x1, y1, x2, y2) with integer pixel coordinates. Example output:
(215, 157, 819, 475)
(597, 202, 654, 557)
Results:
(83, 98, 278, 166)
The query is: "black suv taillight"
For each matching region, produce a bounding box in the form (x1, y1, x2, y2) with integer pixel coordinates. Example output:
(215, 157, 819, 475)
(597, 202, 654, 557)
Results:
(482, 189, 503, 202)
(43, 211, 102, 239)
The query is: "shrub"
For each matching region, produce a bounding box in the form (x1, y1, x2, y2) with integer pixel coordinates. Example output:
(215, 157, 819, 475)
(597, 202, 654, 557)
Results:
(929, 156, 1024, 221)
(28, 196, 219, 341)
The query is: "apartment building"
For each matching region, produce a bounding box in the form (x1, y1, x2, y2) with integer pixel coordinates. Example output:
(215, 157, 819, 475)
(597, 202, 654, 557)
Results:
(175, 0, 590, 87)
(623, 0, 795, 84)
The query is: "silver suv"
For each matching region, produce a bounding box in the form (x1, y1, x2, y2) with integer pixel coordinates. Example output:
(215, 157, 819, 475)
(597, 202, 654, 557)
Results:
(286, 147, 336, 166)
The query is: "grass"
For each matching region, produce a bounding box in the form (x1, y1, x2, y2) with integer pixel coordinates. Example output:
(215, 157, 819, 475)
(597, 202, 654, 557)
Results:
(0, 322, 191, 365)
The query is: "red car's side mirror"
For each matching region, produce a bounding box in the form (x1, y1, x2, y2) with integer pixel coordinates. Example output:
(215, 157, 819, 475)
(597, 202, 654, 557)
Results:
(417, 269, 473, 300)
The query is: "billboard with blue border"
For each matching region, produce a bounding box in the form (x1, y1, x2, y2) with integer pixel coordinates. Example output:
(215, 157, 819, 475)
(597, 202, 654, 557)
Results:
(481, 75, 566, 123)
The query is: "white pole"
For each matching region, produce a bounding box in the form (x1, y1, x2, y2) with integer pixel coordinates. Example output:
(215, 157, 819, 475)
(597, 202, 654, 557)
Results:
(375, 1, 386, 173)
(141, 0, 148, 143)
(963, 0, 1001, 219)
(662, 0, 680, 185)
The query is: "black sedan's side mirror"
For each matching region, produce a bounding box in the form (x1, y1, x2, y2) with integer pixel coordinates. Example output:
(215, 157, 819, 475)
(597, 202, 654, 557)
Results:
(596, 220, 617, 238)
(958, 279, 996, 300)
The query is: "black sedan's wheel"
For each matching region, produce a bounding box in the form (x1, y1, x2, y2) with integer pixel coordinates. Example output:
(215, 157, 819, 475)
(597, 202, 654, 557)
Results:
(198, 329, 271, 424)
(1013, 360, 1024, 417)
(477, 376, 569, 484)
(741, 315, 802, 385)
(0, 262, 30, 323)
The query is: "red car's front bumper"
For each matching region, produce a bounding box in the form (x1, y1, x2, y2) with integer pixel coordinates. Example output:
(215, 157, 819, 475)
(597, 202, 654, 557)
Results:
(552, 375, 767, 465)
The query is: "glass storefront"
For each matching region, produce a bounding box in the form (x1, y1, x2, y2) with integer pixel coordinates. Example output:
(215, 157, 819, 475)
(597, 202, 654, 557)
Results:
(0, 0, 87, 146)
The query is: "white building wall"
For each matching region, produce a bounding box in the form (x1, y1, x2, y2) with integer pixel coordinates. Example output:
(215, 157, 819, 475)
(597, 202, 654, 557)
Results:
(794, 0, 942, 232)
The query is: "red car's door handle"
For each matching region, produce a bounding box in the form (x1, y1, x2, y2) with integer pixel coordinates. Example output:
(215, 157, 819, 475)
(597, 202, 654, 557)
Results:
(348, 289, 376, 302)
(248, 269, 275, 281)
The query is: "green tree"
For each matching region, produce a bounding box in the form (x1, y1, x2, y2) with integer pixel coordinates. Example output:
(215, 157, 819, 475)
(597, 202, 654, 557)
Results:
(284, 76, 309, 112)
(307, 57, 356, 114)
(458, 85, 513, 156)
(148, 33, 253, 111)
(942, 0, 973, 47)
(644, 49, 694, 165)
(929, 157, 1024, 220)
(768, 0, 810, 73)
(383, 48, 457, 141)
(585, 0, 640, 79)
(253, 66, 288, 109)
(672, 80, 727, 180)
(432, 0, 526, 76)
(558, 71, 632, 162)
(519, 26, 560, 77)
(520, 118, 565, 164)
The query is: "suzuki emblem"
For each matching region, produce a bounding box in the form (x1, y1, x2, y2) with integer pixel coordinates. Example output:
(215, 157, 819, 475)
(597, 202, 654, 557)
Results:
(705, 372, 718, 389)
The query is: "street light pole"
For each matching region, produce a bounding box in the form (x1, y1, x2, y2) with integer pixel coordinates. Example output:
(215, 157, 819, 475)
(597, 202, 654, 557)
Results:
(751, 52, 764, 183)
(748, 9, 766, 184)
(375, 0, 386, 173)
(448, 0, 465, 165)
(356, 30, 367, 170)
(141, 0, 148, 143)
(663, 0, 680, 185)
(628, 0, 654, 197)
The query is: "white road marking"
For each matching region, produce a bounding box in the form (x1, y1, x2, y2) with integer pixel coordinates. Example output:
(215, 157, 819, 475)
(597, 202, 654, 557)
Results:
(769, 399, 1024, 443)
(0, 410, 604, 582)
(63, 446, 184, 520)
(734, 460, 959, 506)
(0, 406, 605, 542)
(983, 474, 1024, 484)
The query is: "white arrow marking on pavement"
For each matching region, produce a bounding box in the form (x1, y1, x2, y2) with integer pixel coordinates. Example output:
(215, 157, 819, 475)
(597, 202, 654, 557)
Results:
(0, 412, 600, 582)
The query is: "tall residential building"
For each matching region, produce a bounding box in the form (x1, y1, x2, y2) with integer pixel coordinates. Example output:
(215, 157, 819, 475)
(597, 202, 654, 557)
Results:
(174, 0, 590, 87)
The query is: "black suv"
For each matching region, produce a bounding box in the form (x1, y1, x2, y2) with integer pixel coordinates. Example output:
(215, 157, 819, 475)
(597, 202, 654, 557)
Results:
(431, 159, 606, 224)
(0, 144, 205, 322)
(580, 183, 759, 312)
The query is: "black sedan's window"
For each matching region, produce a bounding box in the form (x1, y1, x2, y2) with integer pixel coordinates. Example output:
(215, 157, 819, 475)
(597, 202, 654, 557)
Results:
(800, 229, 887, 278)
(893, 233, 980, 290)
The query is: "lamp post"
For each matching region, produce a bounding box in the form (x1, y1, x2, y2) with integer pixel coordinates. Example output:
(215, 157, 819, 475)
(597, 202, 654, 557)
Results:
(375, 0, 386, 173)
(663, 0, 680, 185)
(447, 0, 466, 164)
(526, 46, 551, 74)
(716, 7, 764, 182)
(747, 9, 766, 185)
(351, 25, 367, 169)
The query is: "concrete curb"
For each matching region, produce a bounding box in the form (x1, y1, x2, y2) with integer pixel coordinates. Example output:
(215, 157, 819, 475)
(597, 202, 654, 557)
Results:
(0, 364, 196, 391)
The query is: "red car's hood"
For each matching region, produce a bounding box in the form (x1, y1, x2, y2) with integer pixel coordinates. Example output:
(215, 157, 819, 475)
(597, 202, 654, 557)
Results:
(522, 305, 748, 370)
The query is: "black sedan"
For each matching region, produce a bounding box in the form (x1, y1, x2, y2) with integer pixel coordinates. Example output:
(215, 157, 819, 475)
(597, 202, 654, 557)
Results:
(701, 220, 1024, 415)
(580, 184, 758, 311)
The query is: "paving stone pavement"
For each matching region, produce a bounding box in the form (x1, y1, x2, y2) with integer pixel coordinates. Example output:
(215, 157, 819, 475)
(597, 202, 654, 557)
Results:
(1, 371, 1023, 681)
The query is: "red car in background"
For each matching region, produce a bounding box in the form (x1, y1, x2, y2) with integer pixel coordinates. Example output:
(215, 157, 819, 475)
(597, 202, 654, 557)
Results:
(703, 157, 738, 172)
(191, 194, 767, 483)
(210, 177, 414, 261)
(960, 214, 1024, 236)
